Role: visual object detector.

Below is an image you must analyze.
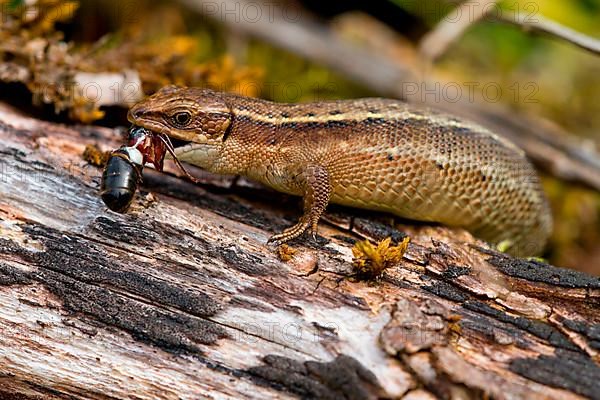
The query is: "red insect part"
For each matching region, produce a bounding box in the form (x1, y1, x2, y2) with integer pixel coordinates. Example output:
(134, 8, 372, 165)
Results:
(127, 127, 167, 172)
(127, 126, 201, 183)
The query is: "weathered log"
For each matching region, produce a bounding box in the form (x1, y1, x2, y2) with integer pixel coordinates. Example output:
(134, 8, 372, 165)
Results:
(0, 102, 599, 400)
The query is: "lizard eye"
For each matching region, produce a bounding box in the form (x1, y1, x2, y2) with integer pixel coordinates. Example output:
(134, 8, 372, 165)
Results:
(172, 112, 192, 127)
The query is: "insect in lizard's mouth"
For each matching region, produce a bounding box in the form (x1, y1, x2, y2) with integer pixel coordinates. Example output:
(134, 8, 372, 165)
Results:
(127, 125, 201, 183)
(125, 126, 167, 171)
(100, 126, 202, 213)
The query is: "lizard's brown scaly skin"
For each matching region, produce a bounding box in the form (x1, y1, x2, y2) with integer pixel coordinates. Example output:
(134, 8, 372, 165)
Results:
(128, 86, 552, 256)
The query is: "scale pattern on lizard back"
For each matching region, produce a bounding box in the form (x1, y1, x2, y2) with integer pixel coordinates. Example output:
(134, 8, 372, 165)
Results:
(128, 87, 553, 256)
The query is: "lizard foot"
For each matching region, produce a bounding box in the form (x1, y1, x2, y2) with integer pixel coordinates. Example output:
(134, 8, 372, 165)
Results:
(267, 221, 309, 246)
(267, 219, 320, 246)
(268, 164, 329, 246)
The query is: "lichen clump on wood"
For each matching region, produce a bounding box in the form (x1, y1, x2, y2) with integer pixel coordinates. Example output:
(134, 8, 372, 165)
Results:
(352, 236, 410, 279)
(82, 144, 109, 167)
(0, 0, 93, 118)
(277, 244, 297, 262)
(0, 0, 263, 122)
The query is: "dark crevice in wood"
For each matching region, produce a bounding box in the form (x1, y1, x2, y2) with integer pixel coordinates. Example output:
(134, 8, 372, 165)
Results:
(0, 261, 33, 285)
(559, 318, 600, 351)
(247, 354, 384, 400)
(462, 301, 580, 351)
(509, 349, 600, 400)
(487, 253, 600, 290)
(421, 281, 469, 303)
(141, 170, 292, 234)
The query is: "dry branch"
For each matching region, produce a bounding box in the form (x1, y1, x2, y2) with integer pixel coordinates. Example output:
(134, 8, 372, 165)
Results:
(493, 12, 600, 56)
(427, 0, 600, 58)
(418, 0, 501, 61)
(178, 0, 415, 97)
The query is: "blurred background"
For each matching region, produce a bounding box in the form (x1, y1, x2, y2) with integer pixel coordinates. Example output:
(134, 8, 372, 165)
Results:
(0, 0, 599, 273)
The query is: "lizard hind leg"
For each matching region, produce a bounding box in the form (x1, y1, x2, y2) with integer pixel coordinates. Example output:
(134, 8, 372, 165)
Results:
(267, 165, 331, 245)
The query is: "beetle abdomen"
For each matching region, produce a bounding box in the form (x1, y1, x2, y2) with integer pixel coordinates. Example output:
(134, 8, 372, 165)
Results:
(100, 150, 141, 213)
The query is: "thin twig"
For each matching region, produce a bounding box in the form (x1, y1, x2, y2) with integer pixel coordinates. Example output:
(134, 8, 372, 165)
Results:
(493, 11, 600, 56)
(418, 0, 500, 61)
(425, 0, 600, 58)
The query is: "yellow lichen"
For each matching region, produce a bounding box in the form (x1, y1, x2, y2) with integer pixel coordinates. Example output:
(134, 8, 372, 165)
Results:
(70, 96, 106, 124)
(277, 244, 297, 262)
(446, 314, 462, 322)
(1, 0, 79, 36)
(82, 144, 109, 167)
(352, 236, 410, 280)
(0, 0, 264, 123)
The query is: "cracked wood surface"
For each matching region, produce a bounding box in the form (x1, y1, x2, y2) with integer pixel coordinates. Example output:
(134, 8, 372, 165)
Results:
(0, 101, 599, 400)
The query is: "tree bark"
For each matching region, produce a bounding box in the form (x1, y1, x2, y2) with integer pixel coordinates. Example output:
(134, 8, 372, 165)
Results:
(0, 102, 599, 400)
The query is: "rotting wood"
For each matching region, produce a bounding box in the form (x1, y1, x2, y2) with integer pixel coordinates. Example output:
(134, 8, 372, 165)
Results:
(0, 102, 599, 399)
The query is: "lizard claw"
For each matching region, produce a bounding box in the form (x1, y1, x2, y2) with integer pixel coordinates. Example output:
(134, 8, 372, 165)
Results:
(268, 220, 310, 246)
(266, 236, 283, 247)
(310, 221, 318, 242)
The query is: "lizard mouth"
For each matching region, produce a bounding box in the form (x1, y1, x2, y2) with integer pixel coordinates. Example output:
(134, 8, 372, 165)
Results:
(129, 119, 169, 137)
(127, 125, 201, 183)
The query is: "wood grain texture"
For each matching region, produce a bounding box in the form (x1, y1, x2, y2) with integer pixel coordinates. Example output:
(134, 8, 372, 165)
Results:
(0, 102, 599, 399)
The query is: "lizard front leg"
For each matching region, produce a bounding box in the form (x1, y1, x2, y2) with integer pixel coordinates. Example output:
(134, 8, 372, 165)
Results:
(268, 165, 331, 245)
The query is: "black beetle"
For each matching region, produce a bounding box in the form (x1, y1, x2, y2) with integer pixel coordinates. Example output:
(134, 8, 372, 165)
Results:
(100, 147, 143, 213)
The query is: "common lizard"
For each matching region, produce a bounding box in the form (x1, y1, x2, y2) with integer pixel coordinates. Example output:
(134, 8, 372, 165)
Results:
(128, 86, 552, 256)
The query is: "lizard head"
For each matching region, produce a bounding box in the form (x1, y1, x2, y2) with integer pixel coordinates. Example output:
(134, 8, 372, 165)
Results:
(128, 86, 232, 146)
